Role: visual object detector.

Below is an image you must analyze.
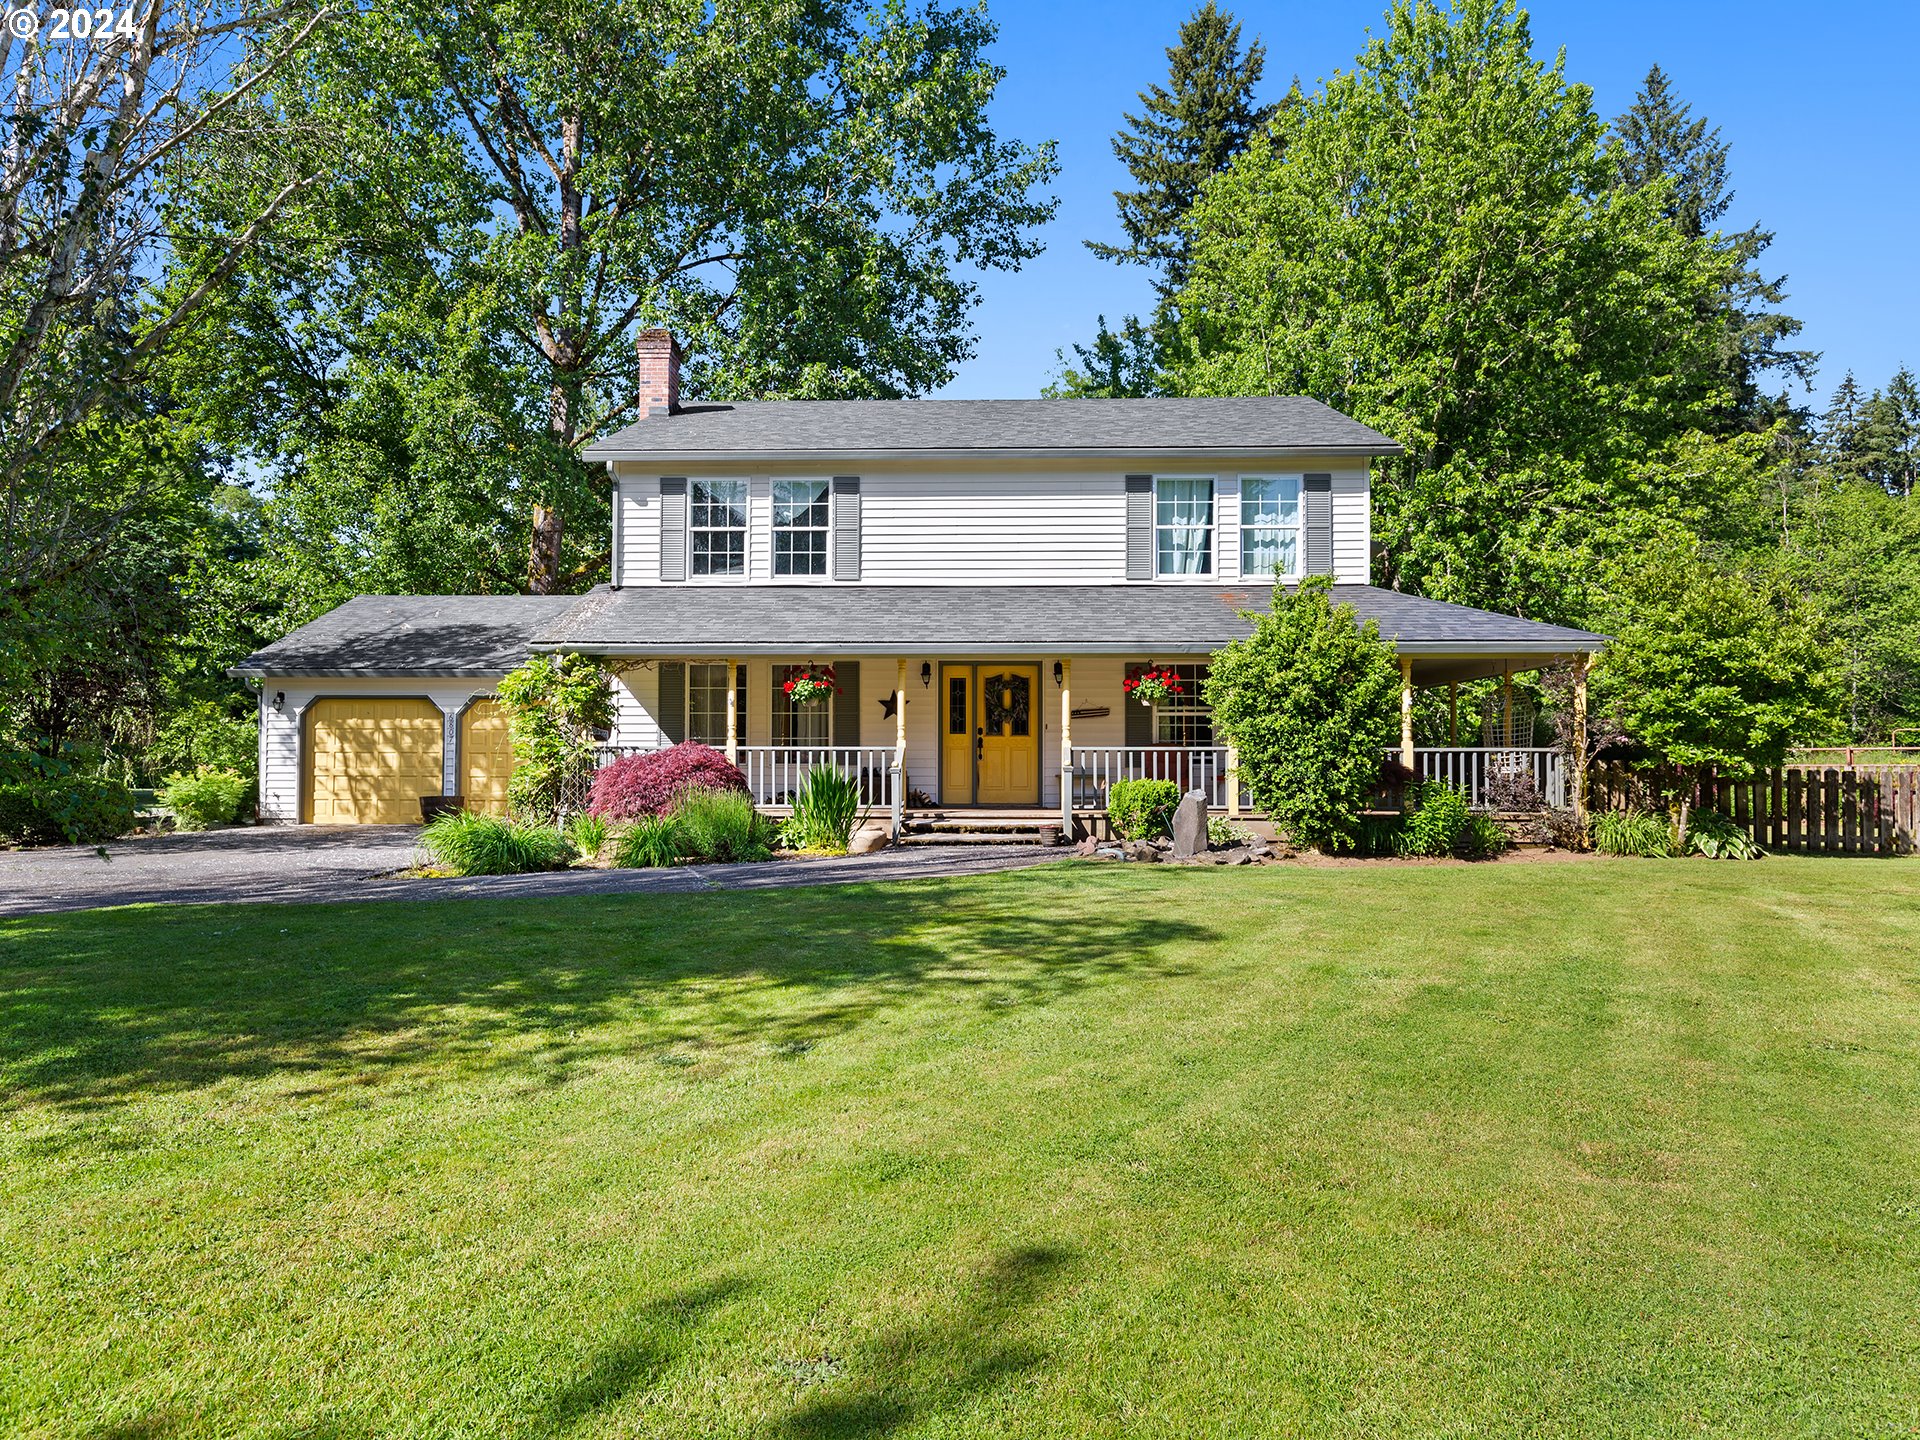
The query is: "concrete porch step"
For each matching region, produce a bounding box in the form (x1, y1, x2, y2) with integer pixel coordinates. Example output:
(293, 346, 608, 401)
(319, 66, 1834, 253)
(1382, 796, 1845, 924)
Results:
(912, 816, 1060, 832)
(897, 829, 1058, 846)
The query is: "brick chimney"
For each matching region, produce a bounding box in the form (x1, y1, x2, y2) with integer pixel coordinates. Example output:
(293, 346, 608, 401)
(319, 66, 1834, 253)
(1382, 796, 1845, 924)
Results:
(636, 328, 680, 416)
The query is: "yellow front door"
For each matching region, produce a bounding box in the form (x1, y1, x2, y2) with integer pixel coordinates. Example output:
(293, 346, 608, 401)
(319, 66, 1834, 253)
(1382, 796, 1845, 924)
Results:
(975, 666, 1040, 804)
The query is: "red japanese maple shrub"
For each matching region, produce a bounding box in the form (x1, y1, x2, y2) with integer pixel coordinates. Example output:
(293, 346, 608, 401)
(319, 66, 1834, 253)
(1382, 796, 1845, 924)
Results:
(587, 743, 749, 820)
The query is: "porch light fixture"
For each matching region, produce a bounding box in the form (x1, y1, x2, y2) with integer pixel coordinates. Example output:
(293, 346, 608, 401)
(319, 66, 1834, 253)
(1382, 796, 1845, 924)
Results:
(920, 662, 932, 688)
(1052, 661, 1063, 686)
(272, 691, 285, 714)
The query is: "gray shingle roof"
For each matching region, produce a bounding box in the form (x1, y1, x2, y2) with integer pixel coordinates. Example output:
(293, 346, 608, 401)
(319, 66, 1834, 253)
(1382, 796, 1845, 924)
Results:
(583, 397, 1401, 461)
(535, 585, 1604, 657)
(231, 595, 583, 677)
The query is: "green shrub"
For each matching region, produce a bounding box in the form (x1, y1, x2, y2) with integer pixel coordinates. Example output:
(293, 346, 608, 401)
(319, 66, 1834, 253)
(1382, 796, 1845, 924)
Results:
(1204, 575, 1401, 851)
(148, 703, 258, 777)
(787, 766, 861, 852)
(496, 653, 615, 823)
(1687, 808, 1763, 860)
(613, 815, 683, 868)
(0, 774, 137, 845)
(1397, 781, 1471, 858)
(1455, 813, 1510, 860)
(158, 766, 250, 831)
(565, 812, 610, 863)
(420, 811, 570, 875)
(1107, 778, 1181, 840)
(672, 788, 772, 862)
(1592, 807, 1671, 858)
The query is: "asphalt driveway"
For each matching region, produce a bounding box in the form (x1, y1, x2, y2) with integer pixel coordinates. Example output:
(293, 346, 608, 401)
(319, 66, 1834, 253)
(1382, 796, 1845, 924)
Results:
(0, 826, 1062, 917)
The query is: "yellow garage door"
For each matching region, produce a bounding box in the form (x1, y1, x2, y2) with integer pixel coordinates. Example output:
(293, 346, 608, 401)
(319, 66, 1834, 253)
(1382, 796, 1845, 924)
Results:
(461, 698, 514, 817)
(305, 698, 444, 825)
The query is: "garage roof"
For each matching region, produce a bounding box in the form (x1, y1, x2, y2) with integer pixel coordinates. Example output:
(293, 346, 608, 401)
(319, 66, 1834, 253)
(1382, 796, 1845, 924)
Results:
(230, 595, 582, 678)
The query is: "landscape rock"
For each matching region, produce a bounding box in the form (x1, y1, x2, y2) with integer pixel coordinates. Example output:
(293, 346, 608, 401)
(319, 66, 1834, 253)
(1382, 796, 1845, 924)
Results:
(1169, 789, 1210, 859)
(1125, 840, 1160, 863)
(847, 825, 891, 855)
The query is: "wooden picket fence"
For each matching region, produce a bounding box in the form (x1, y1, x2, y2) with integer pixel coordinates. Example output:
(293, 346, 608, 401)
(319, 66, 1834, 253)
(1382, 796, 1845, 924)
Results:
(1587, 762, 1920, 856)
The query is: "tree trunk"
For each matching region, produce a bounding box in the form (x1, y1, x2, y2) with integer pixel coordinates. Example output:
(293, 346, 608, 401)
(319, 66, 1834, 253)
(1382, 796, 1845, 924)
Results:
(528, 503, 563, 595)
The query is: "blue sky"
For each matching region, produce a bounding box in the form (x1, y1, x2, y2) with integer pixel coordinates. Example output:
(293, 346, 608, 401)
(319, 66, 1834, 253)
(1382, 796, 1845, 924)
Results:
(937, 0, 1920, 407)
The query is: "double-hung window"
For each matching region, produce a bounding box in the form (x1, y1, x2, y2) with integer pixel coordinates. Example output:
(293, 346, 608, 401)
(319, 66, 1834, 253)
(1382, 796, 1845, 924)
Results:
(690, 479, 747, 577)
(1151, 662, 1214, 745)
(1155, 477, 1214, 576)
(1240, 475, 1302, 579)
(773, 479, 830, 576)
(686, 663, 745, 746)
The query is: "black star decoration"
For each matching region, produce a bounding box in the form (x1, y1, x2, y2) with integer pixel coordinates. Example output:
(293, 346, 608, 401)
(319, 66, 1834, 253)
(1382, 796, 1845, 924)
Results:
(878, 694, 899, 720)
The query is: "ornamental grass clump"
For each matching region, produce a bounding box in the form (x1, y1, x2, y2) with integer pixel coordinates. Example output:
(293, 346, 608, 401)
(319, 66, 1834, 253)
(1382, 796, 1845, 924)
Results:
(421, 811, 570, 875)
(1592, 807, 1672, 858)
(786, 766, 861, 852)
(586, 742, 748, 820)
(564, 812, 609, 863)
(672, 788, 772, 862)
(1107, 778, 1181, 840)
(612, 815, 682, 869)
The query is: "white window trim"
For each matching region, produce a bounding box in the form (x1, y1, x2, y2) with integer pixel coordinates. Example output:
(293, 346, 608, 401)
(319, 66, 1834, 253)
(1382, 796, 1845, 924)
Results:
(686, 476, 750, 584)
(1150, 662, 1214, 745)
(685, 661, 735, 747)
(1154, 475, 1217, 580)
(1239, 473, 1304, 582)
(770, 477, 834, 583)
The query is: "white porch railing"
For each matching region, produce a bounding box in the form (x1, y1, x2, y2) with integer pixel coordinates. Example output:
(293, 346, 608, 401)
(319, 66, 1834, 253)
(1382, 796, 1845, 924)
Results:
(590, 743, 899, 817)
(1066, 746, 1237, 810)
(1404, 747, 1566, 810)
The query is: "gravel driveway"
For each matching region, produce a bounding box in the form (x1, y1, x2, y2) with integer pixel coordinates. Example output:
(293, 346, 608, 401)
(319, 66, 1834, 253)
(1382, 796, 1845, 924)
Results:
(0, 826, 1063, 917)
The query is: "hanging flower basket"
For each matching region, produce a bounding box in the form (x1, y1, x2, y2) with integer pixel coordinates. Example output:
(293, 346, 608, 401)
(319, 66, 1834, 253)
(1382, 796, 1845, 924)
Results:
(783, 666, 839, 707)
(1124, 667, 1184, 707)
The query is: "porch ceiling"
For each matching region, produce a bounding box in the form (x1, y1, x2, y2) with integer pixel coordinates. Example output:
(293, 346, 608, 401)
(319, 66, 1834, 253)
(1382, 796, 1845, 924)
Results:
(535, 583, 1605, 664)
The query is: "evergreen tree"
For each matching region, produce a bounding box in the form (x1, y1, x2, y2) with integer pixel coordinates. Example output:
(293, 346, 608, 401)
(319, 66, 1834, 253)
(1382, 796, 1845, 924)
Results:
(1858, 369, 1920, 498)
(1088, 3, 1270, 300)
(1612, 65, 1815, 423)
(1821, 371, 1869, 483)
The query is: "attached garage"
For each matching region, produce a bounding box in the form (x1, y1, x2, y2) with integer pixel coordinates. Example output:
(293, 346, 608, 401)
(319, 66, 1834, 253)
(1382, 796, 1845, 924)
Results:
(460, 698, 514, 816)
(304, 697, 444, 825)
(232, 595, 585, 824)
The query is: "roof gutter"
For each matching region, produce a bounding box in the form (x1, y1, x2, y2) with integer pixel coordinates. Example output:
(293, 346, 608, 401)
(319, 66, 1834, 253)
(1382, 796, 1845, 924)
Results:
(582, 443, 1403, 464)
(532, 637, 1603, 658)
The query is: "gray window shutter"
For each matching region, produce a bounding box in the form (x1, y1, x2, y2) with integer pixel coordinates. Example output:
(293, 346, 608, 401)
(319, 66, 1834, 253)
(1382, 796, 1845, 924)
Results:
(658, 662, 686, 743)
(659, 477, 687, 582)
(734, 664, 748, 746)
(1124, 473, 1153, 580)
(831, 476, 861, 581)
(1304, 473, 1333, 576)
(1124, 669, 1153, 746)
(831, 662, 860, 745)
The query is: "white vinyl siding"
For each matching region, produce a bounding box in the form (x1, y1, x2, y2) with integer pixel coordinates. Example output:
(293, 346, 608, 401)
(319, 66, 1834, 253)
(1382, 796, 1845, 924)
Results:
(1154, 477, 1214, 576)
(611, 463, 1371, 586)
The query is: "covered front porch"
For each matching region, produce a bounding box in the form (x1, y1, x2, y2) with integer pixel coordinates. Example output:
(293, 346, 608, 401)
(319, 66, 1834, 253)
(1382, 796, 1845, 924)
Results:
(537, 581, 1606, 839)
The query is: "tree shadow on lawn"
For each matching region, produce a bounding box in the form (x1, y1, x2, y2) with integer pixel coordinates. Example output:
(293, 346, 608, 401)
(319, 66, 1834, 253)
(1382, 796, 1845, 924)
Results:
(0, 871, 1210, 1115)
(779, 1242, 1074, 1438)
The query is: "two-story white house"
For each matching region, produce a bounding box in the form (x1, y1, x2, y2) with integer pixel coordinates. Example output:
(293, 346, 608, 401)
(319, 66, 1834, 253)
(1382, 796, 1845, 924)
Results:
(237, 331, 1604, 833)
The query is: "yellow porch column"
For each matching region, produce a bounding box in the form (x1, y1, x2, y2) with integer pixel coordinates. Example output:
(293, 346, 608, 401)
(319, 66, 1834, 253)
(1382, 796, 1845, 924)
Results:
(895, 658, 908, 755)
(724, 658, 739, 765)
(1400, 656, 1416, 770)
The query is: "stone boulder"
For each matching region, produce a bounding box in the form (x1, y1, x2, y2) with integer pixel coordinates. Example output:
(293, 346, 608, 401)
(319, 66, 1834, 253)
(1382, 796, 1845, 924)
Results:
(848, 824, 891, 855)
(1169, 789, 1210, 860)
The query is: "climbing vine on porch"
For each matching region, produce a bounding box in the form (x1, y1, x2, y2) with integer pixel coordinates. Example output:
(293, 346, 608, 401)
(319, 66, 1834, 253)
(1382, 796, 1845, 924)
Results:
(496, 654, 615, 822)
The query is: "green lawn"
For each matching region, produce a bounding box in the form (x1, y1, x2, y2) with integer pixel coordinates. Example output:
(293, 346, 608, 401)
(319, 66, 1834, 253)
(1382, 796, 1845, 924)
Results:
(5, 859, 1919, 1438)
